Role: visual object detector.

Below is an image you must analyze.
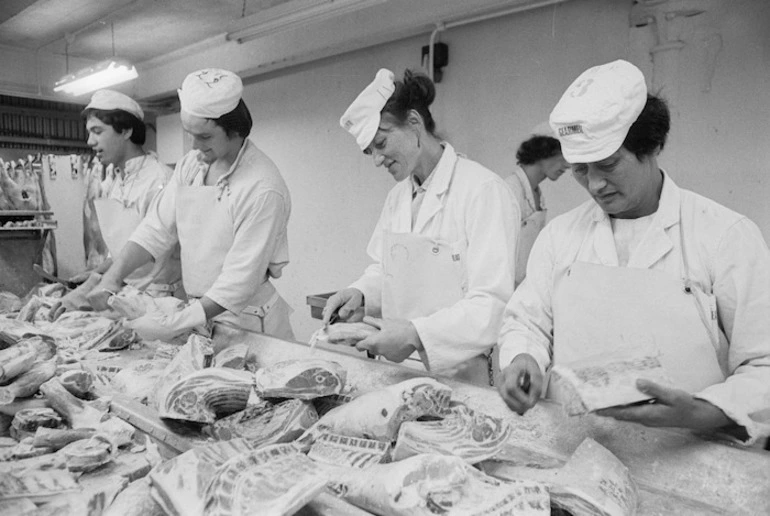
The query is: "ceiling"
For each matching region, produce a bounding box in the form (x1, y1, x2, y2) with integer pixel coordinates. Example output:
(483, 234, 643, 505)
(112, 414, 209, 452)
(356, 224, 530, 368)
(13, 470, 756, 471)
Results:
(0, 0, 573, 103)
(0, 0, 295, 63)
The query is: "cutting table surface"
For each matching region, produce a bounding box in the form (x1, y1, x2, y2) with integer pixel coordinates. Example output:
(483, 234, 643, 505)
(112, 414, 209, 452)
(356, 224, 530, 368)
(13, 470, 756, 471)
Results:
(209, 326, 769, 515)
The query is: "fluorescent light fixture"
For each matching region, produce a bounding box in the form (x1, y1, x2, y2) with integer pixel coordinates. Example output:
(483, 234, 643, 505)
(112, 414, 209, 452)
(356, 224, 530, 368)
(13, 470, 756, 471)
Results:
(227, 0, 388, 43)
(53, 58, 138, 96)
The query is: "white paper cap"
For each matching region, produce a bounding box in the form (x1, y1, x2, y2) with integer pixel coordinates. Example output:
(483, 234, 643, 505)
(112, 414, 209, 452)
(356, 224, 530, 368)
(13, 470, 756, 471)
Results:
(549, 60, 647, 163)
(178, 69, 243, 118)
(339, 69, 396, 151)
(86, 90, 144, 121)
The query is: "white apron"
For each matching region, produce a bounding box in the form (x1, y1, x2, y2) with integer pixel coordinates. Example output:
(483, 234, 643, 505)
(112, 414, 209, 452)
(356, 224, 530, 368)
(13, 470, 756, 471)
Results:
(176, 182, 293, 340)
(380, 167, 493, 386)
(547, 215, 726, 401)
(515, 210, 547, 288)
(94, 197, 166, 293)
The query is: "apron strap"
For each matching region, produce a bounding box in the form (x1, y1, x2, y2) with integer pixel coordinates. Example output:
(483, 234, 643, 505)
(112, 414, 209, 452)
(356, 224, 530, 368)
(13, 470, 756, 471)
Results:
(241, 290, 281, 318)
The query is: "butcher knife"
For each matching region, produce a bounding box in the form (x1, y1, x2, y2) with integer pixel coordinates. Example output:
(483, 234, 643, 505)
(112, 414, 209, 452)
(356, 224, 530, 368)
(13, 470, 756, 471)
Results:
(32, 264, 78, 289)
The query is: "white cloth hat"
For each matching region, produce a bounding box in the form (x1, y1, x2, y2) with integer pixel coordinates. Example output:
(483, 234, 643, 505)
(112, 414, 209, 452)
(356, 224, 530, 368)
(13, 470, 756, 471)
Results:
(340, 69, 396, 151)
(549, 60, 647, 163)
(86, 90, 144, 121)
(178, 69, 243, 118)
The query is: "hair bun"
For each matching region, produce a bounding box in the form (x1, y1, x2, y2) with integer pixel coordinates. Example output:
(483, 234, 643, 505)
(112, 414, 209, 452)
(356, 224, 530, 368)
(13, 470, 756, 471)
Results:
(402, 69, 435, 108)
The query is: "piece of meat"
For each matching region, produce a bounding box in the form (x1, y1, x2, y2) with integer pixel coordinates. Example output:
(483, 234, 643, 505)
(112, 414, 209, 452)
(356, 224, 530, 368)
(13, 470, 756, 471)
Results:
(307, 430, 391, 469)
(328, 453, 551, 516)
(203, 443, 328, 516)
(208, 398, 318, 447)
(254, 359, 347, 400)
(0, 161, 30, 210)
(158, 368, 253, 424)
(10, 407, 64, 441)
(153, 333, 213, 409)
(39, 377, 107, 429)
(149, 438, 254, 516)
(306, 377, 452, 443)
(104, 478, 165, 516)
(0, 359, 56, 404)
(324, 322, 379, 346)
(392, 402, 512, 464)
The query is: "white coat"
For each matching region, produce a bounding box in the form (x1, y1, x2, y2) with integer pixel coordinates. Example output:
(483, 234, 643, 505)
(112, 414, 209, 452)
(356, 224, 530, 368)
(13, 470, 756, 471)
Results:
(351, 143, 519, 372)
(129, 140, 292, 331)
(505, 166, 547, 287)
(498, 171, 770, 442)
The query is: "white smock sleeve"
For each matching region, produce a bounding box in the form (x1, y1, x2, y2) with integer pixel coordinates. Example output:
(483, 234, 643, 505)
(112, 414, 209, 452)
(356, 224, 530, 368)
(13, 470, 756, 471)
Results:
(497, 221, 557, 375)
(692, 218, 770, 443)
(411, 179, 517, 371)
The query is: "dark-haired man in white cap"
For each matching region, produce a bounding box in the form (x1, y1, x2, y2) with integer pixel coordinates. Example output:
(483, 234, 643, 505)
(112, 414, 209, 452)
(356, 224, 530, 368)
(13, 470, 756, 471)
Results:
(88, 69, 293, 342)
(497, 60, 770, 444)
(50, 89, 182, 320)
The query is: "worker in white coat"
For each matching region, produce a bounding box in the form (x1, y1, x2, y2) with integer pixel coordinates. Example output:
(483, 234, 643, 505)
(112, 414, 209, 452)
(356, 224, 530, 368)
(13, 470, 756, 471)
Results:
(323, 69, 518, 386)
(88, 69, 294, 342)
(505, 134, 570, 287)
(50, 90, 181, 320)
(497, 60, 770, 444)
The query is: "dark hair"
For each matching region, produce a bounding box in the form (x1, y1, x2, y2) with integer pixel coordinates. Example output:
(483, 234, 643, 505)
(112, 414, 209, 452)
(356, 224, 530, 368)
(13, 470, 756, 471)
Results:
(622, 94, 670, 160)
(82, 108, 146, 145)
(214, 99, 252, 139)
(381, 69, 437, 136)
(516, 135, 562, 165)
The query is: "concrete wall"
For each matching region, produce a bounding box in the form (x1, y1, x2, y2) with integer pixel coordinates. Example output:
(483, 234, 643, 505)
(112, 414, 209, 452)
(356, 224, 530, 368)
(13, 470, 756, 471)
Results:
(106, 0, 770, 341)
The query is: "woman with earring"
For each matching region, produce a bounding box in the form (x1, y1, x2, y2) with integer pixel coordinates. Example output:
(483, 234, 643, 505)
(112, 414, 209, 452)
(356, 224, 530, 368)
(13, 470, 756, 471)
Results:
(323, 69, 518, 386)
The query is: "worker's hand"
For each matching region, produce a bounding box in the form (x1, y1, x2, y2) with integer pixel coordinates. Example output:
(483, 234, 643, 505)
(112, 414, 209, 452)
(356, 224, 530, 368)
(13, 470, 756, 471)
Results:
(498, 353, 544, 416)
(125, 300, 207, 343)
(67, 270, 93, 285)
(356, 317, 424, 364)
(86, 277, 123, 311)
(596, 379, 733, 430)
(48, 272, 102, 321)
(322, 288, 365, 325)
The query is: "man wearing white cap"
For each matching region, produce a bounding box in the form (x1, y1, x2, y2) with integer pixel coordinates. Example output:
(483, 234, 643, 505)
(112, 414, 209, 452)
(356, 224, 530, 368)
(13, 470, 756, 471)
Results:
(497, 59, 770, 444)
(50, 89, 182, 320)
(88, 69, 294, 342)
(324, 69, 518, 385)
(504, 131, 570, 287)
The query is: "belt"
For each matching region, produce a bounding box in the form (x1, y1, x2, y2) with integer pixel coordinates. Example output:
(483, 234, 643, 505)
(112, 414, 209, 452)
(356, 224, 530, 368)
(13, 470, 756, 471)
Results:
(145, 280, 183, 294)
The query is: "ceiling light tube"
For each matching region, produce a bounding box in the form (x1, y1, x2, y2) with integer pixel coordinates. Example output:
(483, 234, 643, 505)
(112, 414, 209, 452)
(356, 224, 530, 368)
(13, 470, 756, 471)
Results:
(54, 59, 138, 96)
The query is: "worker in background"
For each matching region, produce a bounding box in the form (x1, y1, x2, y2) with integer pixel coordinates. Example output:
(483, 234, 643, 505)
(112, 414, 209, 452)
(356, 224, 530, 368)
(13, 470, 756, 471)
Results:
(505, 133, 570, 287)
(50, 90, 182, 320)
(87, 69, 294, 342)
(323, 69, 518, 386)
(497, 59, 770, 445)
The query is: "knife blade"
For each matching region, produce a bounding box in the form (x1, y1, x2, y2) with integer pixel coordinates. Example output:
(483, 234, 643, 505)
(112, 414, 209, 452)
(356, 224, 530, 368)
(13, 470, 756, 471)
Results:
(33, 264, 78, 289)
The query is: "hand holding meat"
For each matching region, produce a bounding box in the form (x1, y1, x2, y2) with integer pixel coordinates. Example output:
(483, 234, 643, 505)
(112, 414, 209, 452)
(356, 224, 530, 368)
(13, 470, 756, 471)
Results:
(356, 316, 424, 363)
(498, 353, 543, 415)
(596, 379, 734, 431)
(322, 288, 365, 324)
(86, 276, 123, 311)
(125, 300, 206, 342)
(48, 272, 102, 321)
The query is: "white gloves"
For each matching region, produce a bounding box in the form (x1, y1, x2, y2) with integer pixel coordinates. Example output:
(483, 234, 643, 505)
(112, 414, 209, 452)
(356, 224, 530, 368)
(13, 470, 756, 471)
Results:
(125, 299, 207, 342)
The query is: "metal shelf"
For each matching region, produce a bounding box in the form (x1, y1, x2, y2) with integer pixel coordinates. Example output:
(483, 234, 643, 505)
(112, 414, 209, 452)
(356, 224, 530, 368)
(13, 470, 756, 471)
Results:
(0, 210, 54, 217)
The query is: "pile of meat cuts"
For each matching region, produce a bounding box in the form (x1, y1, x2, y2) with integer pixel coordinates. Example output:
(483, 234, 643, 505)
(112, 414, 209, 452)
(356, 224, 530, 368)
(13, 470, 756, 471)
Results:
(0, 283, 639, 516)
